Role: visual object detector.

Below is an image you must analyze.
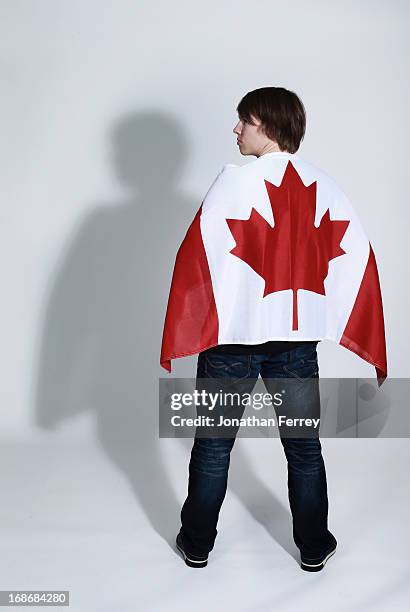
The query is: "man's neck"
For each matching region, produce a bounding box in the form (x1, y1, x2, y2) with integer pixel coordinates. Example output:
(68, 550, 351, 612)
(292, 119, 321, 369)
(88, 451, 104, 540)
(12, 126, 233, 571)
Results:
(257, 143, 288, 158)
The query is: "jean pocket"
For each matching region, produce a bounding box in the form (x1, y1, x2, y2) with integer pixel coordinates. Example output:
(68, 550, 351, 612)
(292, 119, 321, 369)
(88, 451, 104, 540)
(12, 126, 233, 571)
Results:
(283, 358, 319, 380)
(204, 354, 251, 381)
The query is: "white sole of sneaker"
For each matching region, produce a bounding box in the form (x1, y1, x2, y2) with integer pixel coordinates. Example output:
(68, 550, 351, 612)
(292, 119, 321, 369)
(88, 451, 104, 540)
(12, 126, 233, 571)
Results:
(176, 540, 208, 567)
(301, 546, 336, 570)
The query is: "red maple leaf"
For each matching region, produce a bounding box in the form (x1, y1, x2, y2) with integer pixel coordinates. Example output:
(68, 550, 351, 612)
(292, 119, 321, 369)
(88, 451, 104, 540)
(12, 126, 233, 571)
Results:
(226, 161, 350, 330)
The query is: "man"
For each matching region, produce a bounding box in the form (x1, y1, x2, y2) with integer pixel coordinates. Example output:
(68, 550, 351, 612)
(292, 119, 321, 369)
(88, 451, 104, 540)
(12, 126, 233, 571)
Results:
(160, 87, 386, 570)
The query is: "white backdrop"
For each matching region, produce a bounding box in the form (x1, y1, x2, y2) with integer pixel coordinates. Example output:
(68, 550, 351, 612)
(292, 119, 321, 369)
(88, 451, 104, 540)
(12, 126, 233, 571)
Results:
(1, 3, 409, 611)
(1, 0, 408, 433)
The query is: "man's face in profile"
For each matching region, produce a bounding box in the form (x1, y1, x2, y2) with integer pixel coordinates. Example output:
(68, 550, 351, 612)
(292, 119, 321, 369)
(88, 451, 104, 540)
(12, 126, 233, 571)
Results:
(233, 114, 268, 156)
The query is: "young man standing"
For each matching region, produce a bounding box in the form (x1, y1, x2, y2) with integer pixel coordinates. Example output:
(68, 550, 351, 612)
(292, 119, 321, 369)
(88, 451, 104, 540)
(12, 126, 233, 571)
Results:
(161, 87, 386, 571)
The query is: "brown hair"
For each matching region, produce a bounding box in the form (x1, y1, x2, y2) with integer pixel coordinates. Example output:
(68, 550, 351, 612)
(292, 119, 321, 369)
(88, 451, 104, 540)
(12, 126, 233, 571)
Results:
(236, 87, 306, 153)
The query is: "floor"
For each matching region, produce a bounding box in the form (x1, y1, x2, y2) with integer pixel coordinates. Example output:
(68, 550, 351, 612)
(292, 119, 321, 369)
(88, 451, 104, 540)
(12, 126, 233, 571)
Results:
(0, 433, 408, 612)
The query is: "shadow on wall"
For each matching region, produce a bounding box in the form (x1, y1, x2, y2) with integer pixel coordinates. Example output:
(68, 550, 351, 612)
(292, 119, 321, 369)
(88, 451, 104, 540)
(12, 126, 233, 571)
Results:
(33, 110, 198, 544)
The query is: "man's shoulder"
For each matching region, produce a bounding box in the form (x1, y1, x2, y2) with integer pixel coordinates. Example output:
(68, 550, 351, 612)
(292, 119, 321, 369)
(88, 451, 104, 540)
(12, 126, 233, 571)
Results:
(218, 155, 345, 194)
(202, 154, 351, 217)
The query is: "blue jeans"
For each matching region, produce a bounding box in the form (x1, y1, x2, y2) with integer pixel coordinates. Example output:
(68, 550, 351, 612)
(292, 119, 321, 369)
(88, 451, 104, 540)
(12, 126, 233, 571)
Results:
(179, 344, 337, 560)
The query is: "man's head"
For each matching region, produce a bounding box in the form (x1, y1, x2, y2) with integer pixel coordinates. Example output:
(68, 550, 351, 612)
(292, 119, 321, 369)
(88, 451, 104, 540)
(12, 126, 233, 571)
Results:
(233, 87, 306, 157)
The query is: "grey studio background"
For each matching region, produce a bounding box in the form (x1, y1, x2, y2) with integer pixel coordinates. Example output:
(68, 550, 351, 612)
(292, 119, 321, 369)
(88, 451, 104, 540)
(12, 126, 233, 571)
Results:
(1, 1, 409, 611)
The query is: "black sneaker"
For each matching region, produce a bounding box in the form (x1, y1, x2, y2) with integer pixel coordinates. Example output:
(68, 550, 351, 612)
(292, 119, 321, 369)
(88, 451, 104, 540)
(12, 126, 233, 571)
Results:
(176, 533, 208, 568)
(300, 541, 337, 572)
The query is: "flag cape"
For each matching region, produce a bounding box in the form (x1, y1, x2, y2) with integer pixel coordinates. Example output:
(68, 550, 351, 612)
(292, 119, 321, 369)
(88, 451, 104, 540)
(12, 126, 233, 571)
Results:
(160, 151, 387, 385)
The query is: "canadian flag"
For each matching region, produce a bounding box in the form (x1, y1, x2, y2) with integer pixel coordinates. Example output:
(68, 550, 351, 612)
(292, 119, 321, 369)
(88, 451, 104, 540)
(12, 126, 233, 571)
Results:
(160, 152, 387, 385)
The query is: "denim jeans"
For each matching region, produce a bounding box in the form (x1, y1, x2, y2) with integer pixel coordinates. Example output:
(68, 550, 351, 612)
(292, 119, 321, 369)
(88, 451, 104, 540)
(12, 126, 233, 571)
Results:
(179, 343, 337, 560)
